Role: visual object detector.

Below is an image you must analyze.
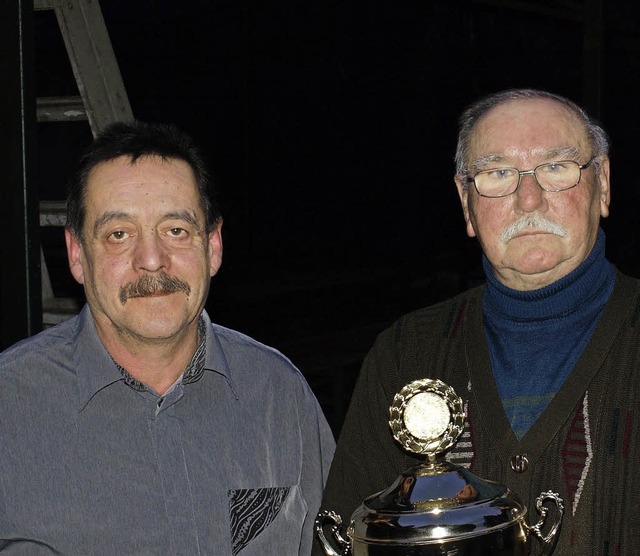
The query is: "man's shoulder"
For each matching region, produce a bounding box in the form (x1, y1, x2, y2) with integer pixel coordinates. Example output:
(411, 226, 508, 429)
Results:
(615, 269, 640, 290)
(209, 321, 293, 361)
(206, 320, 309, 387)
(378, 285, 484, 344)
(401, 285, 482, 322)
(0, 317, 82, 416)
(0, 316, 79, 371)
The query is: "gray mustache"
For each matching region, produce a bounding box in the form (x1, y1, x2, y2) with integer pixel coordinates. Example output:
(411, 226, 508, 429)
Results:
(119, 273, 191, 304)
(500, 214, 568, 243)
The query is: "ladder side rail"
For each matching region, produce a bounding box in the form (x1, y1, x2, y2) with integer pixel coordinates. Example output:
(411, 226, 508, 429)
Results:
(52, 0, 134, 136)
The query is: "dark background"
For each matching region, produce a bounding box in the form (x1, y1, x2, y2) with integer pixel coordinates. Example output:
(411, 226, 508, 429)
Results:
(33, 0, 640, 434)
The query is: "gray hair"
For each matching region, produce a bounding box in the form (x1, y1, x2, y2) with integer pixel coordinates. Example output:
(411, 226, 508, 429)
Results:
(454, 89, 610, 179)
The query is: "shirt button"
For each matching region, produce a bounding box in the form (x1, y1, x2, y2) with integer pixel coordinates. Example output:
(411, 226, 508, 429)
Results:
(510, 454, 529, 473)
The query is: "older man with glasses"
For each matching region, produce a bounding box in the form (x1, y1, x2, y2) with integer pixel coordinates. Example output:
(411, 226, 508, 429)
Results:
(315, 89, 640, 555)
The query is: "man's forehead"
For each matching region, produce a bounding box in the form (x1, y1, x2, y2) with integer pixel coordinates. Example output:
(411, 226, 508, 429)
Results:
(83, 155, 203, 220)
(84, 155, 200, 202)
(476, 98, 586, 135)
(469, 98, 589, 161)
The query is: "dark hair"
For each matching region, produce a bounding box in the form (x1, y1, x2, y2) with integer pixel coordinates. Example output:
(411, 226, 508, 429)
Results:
(66, 120, 221, 241)
(454, 88, 610, 179)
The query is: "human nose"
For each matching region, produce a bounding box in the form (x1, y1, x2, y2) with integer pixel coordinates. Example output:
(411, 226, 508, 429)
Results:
(132, 231, 169, 272)
(513, 170, 546, 213)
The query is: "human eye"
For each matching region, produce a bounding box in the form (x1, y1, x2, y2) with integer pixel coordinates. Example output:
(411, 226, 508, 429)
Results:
(486, 168, 515, 181)
(167, 227, 188, 238)
(540, 161, 571, 175)
(107, 230, 130, 242)
(162, 225, 195, 244)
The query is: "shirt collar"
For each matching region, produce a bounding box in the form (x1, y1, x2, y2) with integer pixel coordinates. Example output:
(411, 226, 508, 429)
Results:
(74, 306, 126, 411)
(200, 310, 236, 393)
(74, 307, 235, 411)
(111, 318, 208, 391)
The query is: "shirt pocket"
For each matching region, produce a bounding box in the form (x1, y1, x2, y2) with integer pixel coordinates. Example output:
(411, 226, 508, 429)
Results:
(228, 485, 307, 555)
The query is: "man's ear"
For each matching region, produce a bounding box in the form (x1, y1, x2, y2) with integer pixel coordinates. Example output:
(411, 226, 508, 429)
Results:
(454, 175, 477, 238)
(597, 156, 611, 218)
(65, 228, 86, 285)
(208, 219, 224, 277)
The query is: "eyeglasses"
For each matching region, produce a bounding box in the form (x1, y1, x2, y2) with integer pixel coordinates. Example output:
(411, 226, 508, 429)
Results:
(466, 158, 595, 198)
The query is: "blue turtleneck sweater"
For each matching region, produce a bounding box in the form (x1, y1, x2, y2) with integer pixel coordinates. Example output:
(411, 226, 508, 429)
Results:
(482, 229, 616, 439)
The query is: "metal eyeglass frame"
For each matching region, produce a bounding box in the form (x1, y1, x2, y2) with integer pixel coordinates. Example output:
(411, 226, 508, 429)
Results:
(466, 157, 595, 198)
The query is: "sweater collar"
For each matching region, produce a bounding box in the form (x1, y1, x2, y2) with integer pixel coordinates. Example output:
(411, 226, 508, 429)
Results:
(483, 228, 614, 321)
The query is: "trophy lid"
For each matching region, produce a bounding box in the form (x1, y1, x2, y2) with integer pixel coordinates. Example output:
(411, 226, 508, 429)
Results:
(348, 379, 528, 546)
(348, 461, 527, 545)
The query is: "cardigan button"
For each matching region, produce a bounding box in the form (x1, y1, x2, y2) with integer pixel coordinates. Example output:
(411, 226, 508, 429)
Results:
(510, 454, 529, 473)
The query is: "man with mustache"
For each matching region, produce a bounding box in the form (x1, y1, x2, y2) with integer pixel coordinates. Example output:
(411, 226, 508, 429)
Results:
(0, 121, 335, 554)
(315, 89, 640, 554)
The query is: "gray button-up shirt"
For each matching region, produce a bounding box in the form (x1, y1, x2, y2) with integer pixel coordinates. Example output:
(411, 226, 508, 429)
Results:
(0, 306, 335, 555)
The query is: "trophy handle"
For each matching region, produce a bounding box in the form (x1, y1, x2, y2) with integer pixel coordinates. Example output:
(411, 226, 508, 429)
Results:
(525, 491, 565, 556)
(314, 510, 352, 556)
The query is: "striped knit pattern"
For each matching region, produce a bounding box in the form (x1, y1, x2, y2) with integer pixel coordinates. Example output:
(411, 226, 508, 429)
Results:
(446, 400, 475, 469)
(562, 393, 592, 516)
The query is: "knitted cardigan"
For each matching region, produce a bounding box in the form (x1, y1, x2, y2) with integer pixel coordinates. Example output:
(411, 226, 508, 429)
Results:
(317, 271, 640, 556)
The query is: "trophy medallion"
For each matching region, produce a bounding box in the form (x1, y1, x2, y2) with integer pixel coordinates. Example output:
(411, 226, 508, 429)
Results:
(389, 378, 465, 459)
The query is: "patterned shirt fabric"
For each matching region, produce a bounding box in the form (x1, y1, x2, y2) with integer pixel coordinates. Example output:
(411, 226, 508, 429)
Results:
(316, 269, 640, 556)
(0, 306, 335, 555)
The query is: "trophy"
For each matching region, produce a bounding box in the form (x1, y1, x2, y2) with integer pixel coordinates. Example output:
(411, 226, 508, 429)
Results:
(316, 378, 564, 555)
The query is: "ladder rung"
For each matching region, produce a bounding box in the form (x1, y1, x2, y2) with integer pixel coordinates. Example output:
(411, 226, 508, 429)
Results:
(37, 96, 87, 123)
(43, 307, 80, 328)
(34, 0, 55, 11)
(43, 298, 79, 312)
(40, 201, 67, 226)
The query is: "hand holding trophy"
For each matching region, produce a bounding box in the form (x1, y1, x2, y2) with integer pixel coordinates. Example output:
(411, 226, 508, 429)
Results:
(316, 378, 564, 555)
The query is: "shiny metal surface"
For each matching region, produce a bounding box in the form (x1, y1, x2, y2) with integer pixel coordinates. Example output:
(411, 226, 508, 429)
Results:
(315, 379, 564, 555)
(348, 462, 526, 546)
(349, 525, 529, 555)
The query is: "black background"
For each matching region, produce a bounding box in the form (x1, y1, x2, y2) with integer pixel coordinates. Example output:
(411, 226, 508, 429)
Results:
(33, 1, 640, 433)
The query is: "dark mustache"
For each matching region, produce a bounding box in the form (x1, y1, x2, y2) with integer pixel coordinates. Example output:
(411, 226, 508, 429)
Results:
(119, 273, 191, 304)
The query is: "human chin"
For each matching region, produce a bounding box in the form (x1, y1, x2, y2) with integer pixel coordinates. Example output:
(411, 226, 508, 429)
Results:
(502, 240, 569, 276)
(119, 308, 192, 340)
(123, 292, 196, 325)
